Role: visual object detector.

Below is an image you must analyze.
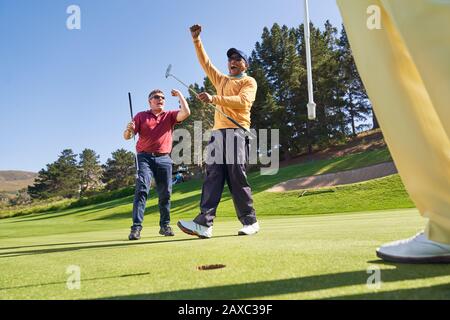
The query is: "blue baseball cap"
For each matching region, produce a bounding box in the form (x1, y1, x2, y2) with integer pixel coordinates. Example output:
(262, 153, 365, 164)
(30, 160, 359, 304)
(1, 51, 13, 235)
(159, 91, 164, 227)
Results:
(227, 48, 249, 65)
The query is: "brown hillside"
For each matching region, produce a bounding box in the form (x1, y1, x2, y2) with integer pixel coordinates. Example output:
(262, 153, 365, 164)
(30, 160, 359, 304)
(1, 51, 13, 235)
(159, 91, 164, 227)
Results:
(0, 171, 38, 194)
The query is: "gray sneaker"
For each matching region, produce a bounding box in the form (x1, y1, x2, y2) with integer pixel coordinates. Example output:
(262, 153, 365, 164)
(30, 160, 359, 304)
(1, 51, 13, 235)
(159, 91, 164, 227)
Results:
(129, 227, 141, 240)
(376, 232, 450, 263)
(159, 225, 175, 237)
(177, 220, 213, 239)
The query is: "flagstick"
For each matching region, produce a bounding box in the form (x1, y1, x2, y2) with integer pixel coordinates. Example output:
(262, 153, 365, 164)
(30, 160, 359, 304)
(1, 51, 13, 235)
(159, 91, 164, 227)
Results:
(304, 0, 316, 120)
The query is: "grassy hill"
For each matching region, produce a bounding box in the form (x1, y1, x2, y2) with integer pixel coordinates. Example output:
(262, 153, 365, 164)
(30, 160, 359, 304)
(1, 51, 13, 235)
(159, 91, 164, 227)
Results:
(0, 171, 37, 195)
(0, 148, 414, 236)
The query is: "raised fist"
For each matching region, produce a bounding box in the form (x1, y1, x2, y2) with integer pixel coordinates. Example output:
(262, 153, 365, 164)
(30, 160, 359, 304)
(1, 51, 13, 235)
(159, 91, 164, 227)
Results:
(190, 24, 202, 39)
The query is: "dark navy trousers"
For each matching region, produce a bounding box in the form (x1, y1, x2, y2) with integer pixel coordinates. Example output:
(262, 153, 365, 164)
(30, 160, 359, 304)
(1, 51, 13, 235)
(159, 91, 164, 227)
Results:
(132, 153, 173, 230)
(194, 129, 257, 227)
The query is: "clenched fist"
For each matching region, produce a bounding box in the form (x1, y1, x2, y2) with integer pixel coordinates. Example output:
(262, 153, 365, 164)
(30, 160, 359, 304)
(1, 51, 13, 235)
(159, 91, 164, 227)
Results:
(124, 121, 136, 140)
(127, 121, 135, 132)
(171, 89, 182, 97)
(190, 24, 202, 39)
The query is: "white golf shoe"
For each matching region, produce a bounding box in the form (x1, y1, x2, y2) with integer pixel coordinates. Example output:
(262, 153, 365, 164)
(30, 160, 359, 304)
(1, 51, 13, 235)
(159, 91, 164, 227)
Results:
(376, 232, 450, 263)
(177, 220, 213, 239)
(238, 222, 260, 236)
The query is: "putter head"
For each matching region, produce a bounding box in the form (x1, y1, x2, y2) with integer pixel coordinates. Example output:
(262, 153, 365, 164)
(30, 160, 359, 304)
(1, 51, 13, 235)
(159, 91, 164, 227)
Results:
(165, 64, 172, 79)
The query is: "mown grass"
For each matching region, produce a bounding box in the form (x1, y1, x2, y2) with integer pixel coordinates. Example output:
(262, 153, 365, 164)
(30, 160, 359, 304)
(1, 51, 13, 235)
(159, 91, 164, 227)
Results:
(0, 187, 136, 219)
(0, 147, 436, 300)
(255, 174, 414, 217)
(0, 199, 76, 219)
(2, 210, 449, 300)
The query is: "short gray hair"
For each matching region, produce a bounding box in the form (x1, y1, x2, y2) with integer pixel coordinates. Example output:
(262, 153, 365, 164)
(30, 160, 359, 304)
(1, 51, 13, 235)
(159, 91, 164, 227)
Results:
(148, 89, 164, 99)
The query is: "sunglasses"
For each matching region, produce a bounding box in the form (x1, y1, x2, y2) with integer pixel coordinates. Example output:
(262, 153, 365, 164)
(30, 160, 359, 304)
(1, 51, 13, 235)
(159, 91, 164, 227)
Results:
(152, 95, 165, 100)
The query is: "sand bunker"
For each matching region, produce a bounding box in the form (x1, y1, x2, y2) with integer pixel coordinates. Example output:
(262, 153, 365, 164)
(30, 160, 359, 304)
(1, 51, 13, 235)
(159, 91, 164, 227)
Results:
(267, 162, 397, 192)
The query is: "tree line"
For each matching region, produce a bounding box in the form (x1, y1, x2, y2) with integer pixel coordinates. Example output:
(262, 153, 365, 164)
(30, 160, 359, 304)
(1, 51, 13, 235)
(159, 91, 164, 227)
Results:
(180, 22, 375, 160)
(26, 148, 136, 201)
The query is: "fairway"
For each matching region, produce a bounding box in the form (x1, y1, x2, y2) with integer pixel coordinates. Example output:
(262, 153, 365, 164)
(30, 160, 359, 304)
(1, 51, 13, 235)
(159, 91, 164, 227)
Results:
(2, 209, 450, 300)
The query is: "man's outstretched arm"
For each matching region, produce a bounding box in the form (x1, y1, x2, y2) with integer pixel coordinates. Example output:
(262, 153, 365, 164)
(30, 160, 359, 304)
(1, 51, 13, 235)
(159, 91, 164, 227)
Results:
(173, 89, 191, 122)
(190, 24, 224, 88)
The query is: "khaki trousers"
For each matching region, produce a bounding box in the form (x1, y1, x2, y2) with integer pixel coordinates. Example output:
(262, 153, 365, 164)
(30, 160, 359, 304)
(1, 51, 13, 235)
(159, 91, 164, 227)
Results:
(337, 0, 450, 243)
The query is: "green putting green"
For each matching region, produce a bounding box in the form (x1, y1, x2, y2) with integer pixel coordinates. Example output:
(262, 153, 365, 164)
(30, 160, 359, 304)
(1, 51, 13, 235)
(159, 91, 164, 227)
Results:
(1, 209, 450, 300)
(2, 149, 445, 300)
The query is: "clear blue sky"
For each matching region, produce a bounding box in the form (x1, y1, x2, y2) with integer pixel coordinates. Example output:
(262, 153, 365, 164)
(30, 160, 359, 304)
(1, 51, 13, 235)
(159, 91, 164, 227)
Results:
(0, 0, 342, 172)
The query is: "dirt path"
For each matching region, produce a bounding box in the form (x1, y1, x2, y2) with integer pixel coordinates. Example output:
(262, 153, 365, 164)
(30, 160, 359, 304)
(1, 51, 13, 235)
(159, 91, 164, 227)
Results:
(267, 162, 398, 193)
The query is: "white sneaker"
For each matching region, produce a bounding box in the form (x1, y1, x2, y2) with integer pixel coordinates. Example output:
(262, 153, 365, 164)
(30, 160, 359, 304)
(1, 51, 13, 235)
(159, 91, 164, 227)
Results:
(376, 232, 450, 263)
(238, 222, 260, 236)
(177, 220, 213, 239)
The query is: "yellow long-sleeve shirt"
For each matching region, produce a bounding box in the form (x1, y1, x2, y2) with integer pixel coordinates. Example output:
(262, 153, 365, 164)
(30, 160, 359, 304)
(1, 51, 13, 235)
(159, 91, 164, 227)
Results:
(193, 38, 257, 130)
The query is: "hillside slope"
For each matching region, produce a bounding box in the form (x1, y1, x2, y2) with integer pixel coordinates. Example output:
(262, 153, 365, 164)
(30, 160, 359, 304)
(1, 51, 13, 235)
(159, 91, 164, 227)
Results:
(0, 171, 37, 194)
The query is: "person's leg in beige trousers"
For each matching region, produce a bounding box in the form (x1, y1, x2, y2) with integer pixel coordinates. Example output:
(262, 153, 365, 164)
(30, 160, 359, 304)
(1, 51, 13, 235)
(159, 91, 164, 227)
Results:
(337, 0, 450, 262)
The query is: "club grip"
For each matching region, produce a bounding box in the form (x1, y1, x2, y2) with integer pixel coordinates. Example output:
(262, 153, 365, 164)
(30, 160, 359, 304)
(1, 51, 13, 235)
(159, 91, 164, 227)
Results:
(128, 92, 134, 120)
(225, 115, 255, 138)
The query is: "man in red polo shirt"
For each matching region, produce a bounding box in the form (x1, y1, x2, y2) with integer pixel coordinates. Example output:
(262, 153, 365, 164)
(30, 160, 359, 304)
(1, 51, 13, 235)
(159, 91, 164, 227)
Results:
(124, 89, 190, 240)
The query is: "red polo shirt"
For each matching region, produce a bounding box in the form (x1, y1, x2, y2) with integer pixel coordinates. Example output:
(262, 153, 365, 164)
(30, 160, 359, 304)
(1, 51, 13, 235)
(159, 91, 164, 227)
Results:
(133, 110, 179, 154)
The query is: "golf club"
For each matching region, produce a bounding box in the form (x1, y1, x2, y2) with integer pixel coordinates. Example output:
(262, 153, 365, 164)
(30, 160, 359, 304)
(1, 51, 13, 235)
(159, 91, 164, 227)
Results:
(304, 0, 317, 120)
(165, 64, 257, 139)
(128, 92, 139, 177)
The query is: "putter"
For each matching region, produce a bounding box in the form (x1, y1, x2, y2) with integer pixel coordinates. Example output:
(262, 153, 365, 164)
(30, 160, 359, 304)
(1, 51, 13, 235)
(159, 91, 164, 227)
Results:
(165, 64, 256, 139)
(128, 92, 139, 177)
(304, 0, 316, 120)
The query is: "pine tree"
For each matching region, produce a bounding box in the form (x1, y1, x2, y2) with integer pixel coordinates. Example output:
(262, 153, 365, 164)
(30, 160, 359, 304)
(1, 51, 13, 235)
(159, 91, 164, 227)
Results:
(79, 149, 103, 196)
(53, 149, 80, 198)
(102, 149, 136, 191)
(247, 52, 278, 130)
(28, 149, 80, 199)
(28, 165, 56, 199)
(253, 24, 303, 158)
(338, 26, 372, 135)
(298, 21, 347, 149)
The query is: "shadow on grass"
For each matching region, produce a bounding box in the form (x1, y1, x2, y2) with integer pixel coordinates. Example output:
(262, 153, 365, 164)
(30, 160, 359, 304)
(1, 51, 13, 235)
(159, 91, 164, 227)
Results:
(7, 196, 134, 223)
(89, 191, 232, 221)
(333, 283, 450, 299)
(172, 179, 204, 195)
(0, 237, 162, 251)
(100, 261, 450, 300)
(0, 272, 152, 291)
(0, 235, 239, 259)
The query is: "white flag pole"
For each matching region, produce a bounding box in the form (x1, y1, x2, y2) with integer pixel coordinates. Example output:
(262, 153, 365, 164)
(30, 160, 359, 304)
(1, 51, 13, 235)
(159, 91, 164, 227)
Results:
(304, 0, 316, 120)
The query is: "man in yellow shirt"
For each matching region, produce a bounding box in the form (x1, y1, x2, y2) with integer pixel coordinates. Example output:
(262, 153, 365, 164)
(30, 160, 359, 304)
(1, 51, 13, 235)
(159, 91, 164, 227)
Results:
(177, 24, 259, 238)
(338, 0, 450, 263)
